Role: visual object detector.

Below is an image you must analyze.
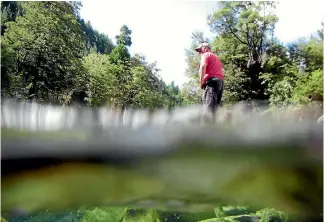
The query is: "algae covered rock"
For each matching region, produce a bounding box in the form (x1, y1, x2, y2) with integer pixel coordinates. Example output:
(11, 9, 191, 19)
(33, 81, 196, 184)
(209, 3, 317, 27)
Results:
(120, 208, 160, 222)
(158, 210, 216, 222)
(255, 208, 288, 222)
(199, 215, 260, 222)
(80, 207, 125, 222)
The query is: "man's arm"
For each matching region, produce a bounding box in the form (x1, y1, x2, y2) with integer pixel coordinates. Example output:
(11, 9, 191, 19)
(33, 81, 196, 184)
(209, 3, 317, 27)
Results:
(199, 54, 207, 89)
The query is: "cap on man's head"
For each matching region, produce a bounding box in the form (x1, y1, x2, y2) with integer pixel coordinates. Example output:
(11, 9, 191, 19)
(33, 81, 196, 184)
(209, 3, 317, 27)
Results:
(194, 42, 210, 52)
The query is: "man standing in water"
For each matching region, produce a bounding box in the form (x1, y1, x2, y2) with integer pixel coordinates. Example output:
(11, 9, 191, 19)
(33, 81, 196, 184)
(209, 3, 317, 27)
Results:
(195, 42, 224, 123)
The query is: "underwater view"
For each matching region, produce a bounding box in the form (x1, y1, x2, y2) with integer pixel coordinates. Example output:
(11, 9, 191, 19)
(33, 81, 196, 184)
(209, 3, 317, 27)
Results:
(1, 99, 323, 222)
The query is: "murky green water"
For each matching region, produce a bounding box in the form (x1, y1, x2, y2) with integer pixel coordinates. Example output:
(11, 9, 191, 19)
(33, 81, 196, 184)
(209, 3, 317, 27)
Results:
(1, 99, 323, 221)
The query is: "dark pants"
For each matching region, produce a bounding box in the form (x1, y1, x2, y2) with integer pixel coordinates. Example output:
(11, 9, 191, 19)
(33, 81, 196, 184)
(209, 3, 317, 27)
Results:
(202, 78, 224, 122)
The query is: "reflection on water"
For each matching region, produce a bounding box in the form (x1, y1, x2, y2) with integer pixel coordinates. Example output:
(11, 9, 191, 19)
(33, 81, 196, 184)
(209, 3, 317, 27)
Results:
(1, 99, 323, 221)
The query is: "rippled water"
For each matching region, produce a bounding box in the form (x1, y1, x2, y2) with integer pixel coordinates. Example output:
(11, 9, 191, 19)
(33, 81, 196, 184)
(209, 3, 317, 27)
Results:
(1, 98, 323, 218)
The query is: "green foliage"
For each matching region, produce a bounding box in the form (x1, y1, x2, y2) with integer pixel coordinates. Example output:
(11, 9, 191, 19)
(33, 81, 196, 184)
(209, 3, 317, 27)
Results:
(262, 65, 323, 107)
(116, 25, 132, 47)
(182, 31, 207, 105)
(181, 79, 202, 105)
(183, 1, 322, 108)
(1, 1, 85, 104)
(205, 1, 279, 100)
(1, 2, 182, 110)
(287, 35, 323, 72)
(109, 44, 131, 64)
(1, 1, 23, 35)
(81, 53, 118, 106)
(166, 81, 184, 109)
(291, 69, 323, 103)
(78, 19, 115, 55)
(131, 66, 162, 109)
(262, 35, 323, 107)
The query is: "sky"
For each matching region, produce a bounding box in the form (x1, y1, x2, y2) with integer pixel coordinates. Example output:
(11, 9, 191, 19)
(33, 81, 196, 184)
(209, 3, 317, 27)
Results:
(80, 0, 324, 87)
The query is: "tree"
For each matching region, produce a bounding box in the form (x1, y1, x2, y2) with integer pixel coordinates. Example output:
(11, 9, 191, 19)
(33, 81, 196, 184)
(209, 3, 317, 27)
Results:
(210, 35, 248, 103)
(182, 31, 207, 105)
(128, 58, 171, 109)
(166, 81, 183, 109)
(105, 25, 135, 109)
(184, 31, 208, 81)
(263, 38, 323, 107)
(207, 1, 278, 100)
(0, 2, 184, 111)
(1, 1, 85, 104)
(81, 53, 118, 107)
(208, 1, 278, 68)
(1, 1, 23, 35)
(115, 25, 132, 47)
(107, 44, 132, 109)
(287, 35, 323, 73)
(78, 19, 115, 55)
(181, 79, 202, 105)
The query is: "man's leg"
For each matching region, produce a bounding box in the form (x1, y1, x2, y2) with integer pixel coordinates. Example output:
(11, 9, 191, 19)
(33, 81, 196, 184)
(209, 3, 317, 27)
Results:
(210, 79, 223, 122)
(216, 80, 224, 106)
(202, 79, 223, 124)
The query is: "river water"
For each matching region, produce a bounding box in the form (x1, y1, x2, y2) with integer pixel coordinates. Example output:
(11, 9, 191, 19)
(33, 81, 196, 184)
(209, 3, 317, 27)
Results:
(1, 98, 323, 219)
